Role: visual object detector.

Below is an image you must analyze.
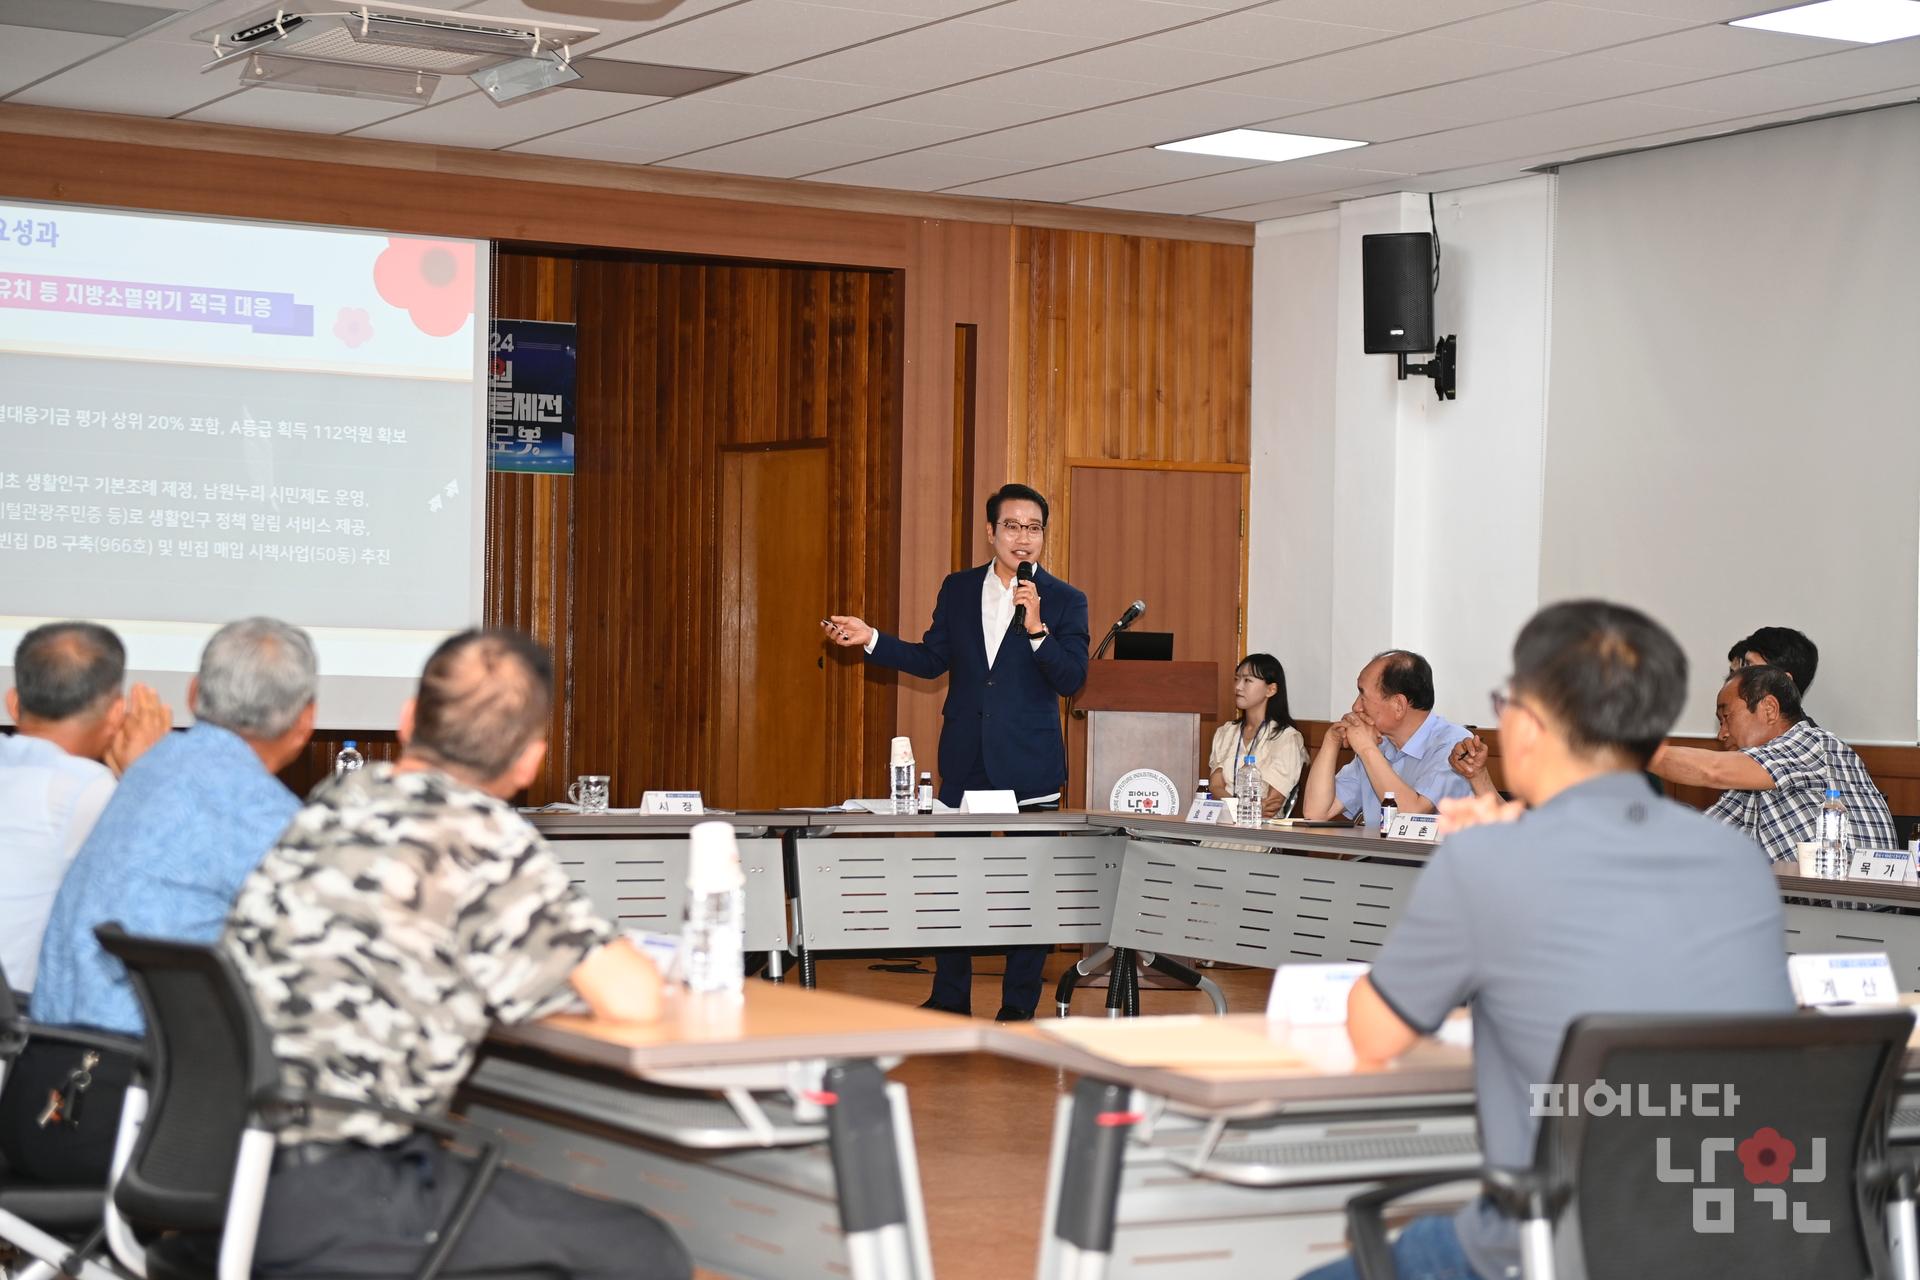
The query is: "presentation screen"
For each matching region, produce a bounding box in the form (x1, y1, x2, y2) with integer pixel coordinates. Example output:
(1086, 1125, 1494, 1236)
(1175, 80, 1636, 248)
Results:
(0, 201, 489, 729)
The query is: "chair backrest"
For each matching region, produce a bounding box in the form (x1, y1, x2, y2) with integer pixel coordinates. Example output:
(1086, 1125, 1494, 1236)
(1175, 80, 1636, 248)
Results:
(92, 923, 281, 1234)
(1539, 1009, 1913, 1280)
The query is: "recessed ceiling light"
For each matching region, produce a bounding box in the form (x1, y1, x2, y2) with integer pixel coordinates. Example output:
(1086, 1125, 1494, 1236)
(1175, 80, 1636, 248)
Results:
(1731, 0, 1920, 44)
(1155, 129, 1366, 163)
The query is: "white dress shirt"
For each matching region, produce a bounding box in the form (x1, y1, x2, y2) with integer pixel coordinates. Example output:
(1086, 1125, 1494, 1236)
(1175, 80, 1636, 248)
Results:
(0, 733, 115, 991)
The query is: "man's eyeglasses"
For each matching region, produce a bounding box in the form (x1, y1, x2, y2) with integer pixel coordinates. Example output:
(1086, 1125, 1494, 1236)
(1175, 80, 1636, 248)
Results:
(996, 520, 1046, 538)
(1489, 686, 1512, 719)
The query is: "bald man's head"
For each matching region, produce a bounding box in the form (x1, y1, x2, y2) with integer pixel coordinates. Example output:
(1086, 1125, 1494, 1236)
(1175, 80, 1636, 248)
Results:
(407, 629, 553, 782)
(14, 621, 125, 724)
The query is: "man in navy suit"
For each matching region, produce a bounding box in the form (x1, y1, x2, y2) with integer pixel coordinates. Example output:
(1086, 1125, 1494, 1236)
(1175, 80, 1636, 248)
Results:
(825, 483, 1089, 1020)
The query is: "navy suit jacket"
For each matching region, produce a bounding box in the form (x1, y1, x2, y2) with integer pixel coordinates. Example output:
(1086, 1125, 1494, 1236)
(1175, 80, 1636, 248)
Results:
(869, 563, 1090, 806)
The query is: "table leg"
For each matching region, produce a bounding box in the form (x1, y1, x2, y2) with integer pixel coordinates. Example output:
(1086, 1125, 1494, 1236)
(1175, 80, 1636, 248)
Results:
(1040, 1077, 1137, 1280)
(823, 1059, 929, 1280)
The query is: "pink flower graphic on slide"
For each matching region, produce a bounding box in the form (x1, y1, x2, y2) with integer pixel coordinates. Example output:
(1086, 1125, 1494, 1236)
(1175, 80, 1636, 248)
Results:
(332, 307, 373, 348)
(373, 237, 475, 338)
(1738, 1127, 1796, 1185)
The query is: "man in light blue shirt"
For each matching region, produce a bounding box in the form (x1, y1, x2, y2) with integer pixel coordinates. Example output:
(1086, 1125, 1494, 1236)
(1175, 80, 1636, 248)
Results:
(0, 622, 170, 992)
(33, 617, 317, 1035)
(1301, 649, 1473, 829)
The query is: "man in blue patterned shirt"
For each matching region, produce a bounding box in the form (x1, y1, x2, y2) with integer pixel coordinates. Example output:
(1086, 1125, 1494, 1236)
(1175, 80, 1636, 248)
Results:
(1651, 664, 1894, 861)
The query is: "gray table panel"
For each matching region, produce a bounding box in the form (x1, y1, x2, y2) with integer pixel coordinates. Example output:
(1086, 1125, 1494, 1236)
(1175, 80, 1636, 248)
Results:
(1108, 839, 1420, 968)
(550, 835, 789, 952)
(794, 833, 1125, 951)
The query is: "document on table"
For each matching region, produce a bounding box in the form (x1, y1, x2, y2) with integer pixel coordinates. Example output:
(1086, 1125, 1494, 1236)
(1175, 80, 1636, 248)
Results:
(1037, 1015, 1307, 1069)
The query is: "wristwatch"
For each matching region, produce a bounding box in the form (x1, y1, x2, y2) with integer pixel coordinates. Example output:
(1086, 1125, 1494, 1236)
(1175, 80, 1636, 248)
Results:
(1027, 626, 1049, 639)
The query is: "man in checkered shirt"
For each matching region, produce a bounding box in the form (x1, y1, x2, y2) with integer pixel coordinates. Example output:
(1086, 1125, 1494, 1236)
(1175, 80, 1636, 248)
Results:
(1651, 664, 1895, 861)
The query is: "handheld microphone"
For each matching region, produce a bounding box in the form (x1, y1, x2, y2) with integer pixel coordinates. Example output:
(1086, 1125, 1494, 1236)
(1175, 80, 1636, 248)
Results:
(1116, 599, 1145, 630)
(1012, 560, 1035, 631)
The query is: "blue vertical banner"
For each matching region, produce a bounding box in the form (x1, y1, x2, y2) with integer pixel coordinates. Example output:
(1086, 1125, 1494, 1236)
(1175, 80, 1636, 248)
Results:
(487, 319, 575, 474)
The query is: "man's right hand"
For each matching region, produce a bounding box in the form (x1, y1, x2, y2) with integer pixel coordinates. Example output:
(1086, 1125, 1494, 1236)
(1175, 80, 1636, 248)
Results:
(823, 616, 873, 648)
(105, 683, 172, 777)
(1449, 736, 1489, 783)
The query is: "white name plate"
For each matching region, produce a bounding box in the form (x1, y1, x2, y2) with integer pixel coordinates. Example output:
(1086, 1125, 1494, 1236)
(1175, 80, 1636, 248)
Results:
(1847, 848, 1916, 884)
(1185, 797, 1227, 824)
(1384, 813, 1441, 842)
(1788, 952, 1898, 1008)
(960, 789, 1019, 815)
(641, 790, 705, 816)
(1267, 962, 1370, 1026)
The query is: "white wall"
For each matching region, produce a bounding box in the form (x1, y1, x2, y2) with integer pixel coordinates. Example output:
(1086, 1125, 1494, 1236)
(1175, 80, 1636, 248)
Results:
(1250, 176, 1555, 726)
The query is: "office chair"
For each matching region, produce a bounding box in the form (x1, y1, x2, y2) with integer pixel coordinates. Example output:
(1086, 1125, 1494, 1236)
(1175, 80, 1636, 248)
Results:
(93, 924, 562, 1280)
(0, 962, 134, 1280)
(1347, 1010, 1920, 1280)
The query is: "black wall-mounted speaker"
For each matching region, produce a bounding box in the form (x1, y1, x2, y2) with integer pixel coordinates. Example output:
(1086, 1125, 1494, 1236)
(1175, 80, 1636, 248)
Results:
(1361, 232, 1434, 355)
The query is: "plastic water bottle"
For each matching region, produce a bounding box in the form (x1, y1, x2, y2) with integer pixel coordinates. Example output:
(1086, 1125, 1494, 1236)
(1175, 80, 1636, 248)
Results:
(1379, 790, 1399, 837)
(1817, 787, 1848, 879)
(889, 736, 916, 815)
(1234, 752, 1263, 828)
(682, 821, 744, 996)
(917, 771, 934, 814)
(333, 740, 364, 779)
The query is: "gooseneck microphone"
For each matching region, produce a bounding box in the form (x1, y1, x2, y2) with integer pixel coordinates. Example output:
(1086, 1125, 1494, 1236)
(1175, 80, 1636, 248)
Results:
(1090, 598, 1148, 661)
(1012, 560, 1036, 631)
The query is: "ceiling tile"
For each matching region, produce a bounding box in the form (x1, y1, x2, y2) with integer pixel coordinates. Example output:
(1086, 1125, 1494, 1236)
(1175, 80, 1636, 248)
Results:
(1607, 23, 1855, 73)
(350, 85, 654, 147)
(693, 72, 900, 112)
(0, 24, 115, 97)
(1632, 67, 1857, 116)
(936, 66, 1159, 110)
(11, 33, 226, 115)
(1045, 40, 1272, 85)
(1760, 38, 1920, 91)
(786, 20, 1094, 86)
(1439, 2, 1697, 52)
(515, 95, 822, 162)
(858, 90, 1061, 129)
(1265, 0, 1543, 31)
(1321, 95, 1725, 172)
(1474, 51, 1722, 104)
(806, 146, 1019, 186)
(806, 0, 1011, 13)
(1074, 158, 1388, 213)
(179, 84, 420, 132)
(1252, 98, 1472, 140)
(727, 108, 978, 150)
(965, 0, 1223, 39)
(1348, 77, 1577, 126)
(948, 147, 1259, 200)
(591, 1, 928, 73)
(1212, 33, 1558, 104)
(1558, 0, 1785, 19)
(1142, 12, 1391, 60)
(658, 132, 881, 176)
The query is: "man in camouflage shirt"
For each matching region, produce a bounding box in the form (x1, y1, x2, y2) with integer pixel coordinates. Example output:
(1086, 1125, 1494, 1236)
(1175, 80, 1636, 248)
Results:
(222, 629, 689, 1279)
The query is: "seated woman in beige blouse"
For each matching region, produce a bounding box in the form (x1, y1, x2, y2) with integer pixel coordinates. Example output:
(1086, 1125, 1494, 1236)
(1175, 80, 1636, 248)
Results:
(1206, 653, 1309, 820)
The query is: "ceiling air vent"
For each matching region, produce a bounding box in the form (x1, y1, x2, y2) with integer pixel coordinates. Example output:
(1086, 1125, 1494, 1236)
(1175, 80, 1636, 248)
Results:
(193, 3, 597, 105)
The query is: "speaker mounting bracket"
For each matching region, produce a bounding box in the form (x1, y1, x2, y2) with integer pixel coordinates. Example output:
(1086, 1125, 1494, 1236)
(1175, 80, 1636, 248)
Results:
(1397, 335, 1457, 401)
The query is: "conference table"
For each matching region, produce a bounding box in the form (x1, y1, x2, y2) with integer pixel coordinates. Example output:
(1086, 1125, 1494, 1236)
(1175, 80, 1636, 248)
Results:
(531, 810, 1920, 1009)
(461, 979, 980, 1280)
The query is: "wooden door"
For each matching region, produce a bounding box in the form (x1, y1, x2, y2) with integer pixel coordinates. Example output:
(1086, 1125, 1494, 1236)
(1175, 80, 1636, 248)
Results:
(717, 444, 830, 808)
(1064, 465, 1247, 807)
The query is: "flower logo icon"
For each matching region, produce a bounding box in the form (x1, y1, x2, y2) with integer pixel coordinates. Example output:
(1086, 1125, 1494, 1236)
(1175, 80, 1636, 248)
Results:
(332, 307, 373, 348)
(1737, 1126, 1796, 1185)
(373, 237, 476, 338)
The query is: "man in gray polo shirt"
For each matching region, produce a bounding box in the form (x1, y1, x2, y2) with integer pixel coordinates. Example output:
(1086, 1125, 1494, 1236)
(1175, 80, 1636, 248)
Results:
(1298, 600, 1794, 1280)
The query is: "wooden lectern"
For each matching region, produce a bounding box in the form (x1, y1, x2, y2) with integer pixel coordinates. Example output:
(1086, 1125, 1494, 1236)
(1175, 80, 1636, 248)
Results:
(1076, 660, 1218, 810)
